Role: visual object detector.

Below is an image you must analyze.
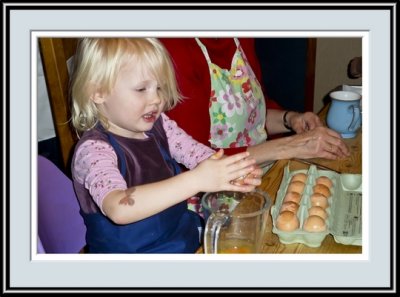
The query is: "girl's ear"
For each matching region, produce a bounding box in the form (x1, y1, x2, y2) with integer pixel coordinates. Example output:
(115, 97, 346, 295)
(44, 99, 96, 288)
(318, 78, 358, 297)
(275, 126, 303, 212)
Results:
(91, 91, 106, 104)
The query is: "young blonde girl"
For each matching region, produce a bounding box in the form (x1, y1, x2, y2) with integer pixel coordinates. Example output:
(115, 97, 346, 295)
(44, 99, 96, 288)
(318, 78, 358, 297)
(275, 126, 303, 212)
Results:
(70, 38, 261, 253)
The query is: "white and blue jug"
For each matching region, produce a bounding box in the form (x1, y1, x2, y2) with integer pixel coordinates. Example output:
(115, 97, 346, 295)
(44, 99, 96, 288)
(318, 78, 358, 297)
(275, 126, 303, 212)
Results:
(326, 90, 362, 139)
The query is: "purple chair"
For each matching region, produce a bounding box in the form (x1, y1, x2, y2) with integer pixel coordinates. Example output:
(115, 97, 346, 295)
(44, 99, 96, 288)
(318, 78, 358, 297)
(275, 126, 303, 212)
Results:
(38, 155, 86, 253)
(37, 235, 45, 254)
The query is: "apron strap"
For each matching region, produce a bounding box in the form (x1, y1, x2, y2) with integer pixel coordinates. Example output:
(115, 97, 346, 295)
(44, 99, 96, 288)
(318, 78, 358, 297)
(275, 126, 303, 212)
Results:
(196, 38, 241, 64)
(195, 38, 211, 63)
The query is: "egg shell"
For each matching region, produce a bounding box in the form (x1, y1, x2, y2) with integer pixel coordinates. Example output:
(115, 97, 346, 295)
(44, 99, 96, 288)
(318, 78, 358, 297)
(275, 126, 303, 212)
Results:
(280, 201, 300, 214)
(308, 206, 328, 220)
(287, 181, 306, 194)
(316, 176, 333, 189)
(283, 191, 302, 204)
(291, 173, 308, 183)
(310, 193, 329, 209)
(313, 183, 331, 198)
(303, 215, 326, 232)
(276, 211, 300, 231)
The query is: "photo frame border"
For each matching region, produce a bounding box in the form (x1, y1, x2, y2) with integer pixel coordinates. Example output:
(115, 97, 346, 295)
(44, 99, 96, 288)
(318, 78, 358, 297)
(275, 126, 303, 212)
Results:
(4, 3, 395, 293)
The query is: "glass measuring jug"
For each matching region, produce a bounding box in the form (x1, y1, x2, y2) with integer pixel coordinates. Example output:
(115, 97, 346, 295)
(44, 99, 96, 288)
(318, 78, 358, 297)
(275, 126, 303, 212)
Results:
(201, 189, 272, 254)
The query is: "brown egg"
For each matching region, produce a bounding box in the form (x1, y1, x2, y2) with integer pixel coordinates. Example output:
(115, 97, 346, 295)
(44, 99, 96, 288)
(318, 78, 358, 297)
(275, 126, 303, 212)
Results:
(316, 176, 333, 189)
(291, 173, 308, 183)
(283, 191, 302, 204)
(310, 193, 329, 209)
(308, 206, 328, 220)
(276, 211, 300, 231)
(313, 184, 331, 198)
(280, 201, 300, 214)
(303, 215, 326, 232)
(287, 181, 306, 194)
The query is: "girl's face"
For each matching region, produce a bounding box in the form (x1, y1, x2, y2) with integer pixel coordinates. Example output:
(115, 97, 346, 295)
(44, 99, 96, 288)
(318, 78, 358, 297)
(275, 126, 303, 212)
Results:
(93, 58, 165, 139)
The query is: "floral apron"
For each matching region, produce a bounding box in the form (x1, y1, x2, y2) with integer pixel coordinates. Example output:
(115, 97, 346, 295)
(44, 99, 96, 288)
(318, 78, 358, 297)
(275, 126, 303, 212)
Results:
(195, 38, 268, 149)
(189, 38, 270, 215)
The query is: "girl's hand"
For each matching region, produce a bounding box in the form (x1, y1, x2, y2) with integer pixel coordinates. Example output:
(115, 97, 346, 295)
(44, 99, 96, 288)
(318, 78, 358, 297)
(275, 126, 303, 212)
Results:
(194, 149, 261, 193)
(210, 149, 263, 187)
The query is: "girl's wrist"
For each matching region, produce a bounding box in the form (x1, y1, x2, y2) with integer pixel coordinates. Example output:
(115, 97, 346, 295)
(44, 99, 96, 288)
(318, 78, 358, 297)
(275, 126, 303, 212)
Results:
(184, 167, 204, 194)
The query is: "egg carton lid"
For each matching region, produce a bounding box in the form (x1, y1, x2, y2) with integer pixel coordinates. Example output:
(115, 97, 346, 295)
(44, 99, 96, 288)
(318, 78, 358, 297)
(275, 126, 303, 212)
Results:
(271, 163, 362, 247)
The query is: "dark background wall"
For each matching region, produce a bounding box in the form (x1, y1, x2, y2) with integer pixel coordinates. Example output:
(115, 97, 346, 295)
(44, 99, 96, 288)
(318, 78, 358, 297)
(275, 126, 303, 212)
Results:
(255, 38, 308, 112)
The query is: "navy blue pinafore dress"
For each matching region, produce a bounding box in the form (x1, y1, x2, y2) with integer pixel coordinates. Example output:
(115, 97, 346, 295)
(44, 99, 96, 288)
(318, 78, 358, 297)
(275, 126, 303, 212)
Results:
(72, 118, 201, 253)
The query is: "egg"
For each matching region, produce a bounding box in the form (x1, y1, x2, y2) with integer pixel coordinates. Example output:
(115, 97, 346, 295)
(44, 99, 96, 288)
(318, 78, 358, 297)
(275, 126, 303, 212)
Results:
(287, 181, 306, 194)
(291, 173, 308, 183)
(303, 215, 326, 232)
(313, 184, 331, 198)
(316, 176, 333, 189)
(280, 201, 300, 214)
(232, 174, 247, 186)
(276, 211, 300, 231)
(283, 191, 302, 204)
(308, 206, 328, 220)
(310, 193, 329, 209)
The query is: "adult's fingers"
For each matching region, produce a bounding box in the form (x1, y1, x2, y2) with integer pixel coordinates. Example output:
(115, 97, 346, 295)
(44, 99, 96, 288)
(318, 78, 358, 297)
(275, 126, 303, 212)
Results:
(324, 139, 350, 159)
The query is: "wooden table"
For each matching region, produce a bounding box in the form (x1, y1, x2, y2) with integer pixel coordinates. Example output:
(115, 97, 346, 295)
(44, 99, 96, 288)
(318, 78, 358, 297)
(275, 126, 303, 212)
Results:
(257, 105, 362, 254)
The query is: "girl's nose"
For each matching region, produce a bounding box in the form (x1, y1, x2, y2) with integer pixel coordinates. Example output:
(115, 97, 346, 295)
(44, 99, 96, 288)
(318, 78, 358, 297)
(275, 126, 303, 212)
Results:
(149, 89, 162, 105)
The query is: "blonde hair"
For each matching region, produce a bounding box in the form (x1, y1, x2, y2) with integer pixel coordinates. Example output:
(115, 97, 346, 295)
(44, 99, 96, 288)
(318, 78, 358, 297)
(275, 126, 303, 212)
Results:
(70, 38, 181, 133)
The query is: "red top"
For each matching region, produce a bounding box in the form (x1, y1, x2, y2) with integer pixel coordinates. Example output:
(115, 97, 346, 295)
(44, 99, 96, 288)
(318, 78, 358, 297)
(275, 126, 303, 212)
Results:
(159, 38, 282, 155)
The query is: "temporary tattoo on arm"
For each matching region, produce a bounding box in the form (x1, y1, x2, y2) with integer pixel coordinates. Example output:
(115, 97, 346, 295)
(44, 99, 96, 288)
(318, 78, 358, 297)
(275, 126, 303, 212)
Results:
(119, 187, 136, 206)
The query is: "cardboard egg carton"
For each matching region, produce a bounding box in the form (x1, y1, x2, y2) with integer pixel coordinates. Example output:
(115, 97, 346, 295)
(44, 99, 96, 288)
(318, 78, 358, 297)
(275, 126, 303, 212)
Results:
(271, 162, 362, 248)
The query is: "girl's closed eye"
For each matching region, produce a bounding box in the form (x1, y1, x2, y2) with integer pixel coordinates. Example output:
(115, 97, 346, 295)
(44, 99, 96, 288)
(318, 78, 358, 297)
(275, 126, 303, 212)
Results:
(135, 87, 147, 92)
(135, 87, 161, 93)
(134, 81, 160, 93)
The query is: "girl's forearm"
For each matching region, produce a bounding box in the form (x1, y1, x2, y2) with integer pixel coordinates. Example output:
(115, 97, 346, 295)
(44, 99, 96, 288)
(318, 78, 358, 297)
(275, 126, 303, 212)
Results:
(102, 169, 202, 225)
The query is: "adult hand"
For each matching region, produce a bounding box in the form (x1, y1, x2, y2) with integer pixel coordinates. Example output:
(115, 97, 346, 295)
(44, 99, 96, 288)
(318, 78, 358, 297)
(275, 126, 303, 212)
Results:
(288, 126, 350, 160)
(288, 111, 324, 133)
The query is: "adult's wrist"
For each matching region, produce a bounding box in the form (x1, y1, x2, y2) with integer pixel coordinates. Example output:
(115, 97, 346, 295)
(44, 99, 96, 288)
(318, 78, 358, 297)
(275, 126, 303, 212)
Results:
(283, 110, 294, 131)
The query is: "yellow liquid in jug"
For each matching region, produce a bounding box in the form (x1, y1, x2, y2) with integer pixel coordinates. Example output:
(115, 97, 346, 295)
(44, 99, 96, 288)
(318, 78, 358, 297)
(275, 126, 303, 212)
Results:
(218, 239, 255, 254)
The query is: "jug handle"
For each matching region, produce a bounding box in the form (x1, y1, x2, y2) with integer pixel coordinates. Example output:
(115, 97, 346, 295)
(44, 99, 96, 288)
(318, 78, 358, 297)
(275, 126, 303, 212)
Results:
(203, 212, 230, 254)
(348, 105, 361, 131)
